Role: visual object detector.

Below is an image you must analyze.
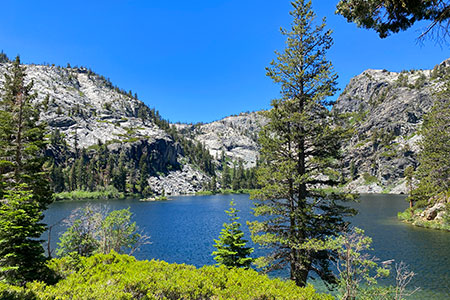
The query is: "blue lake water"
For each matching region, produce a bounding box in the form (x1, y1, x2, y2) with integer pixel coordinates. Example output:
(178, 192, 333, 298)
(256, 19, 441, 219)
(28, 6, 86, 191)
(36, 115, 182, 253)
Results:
(43, 194, 450, 299)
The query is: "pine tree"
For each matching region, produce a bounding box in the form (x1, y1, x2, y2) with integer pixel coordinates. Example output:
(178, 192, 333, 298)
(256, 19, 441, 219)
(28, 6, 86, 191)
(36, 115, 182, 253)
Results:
(138, 154, 149, 195)
(231, 162, 240, 191)
(404, 165, 415, 209)
(112, 150, 127, 193)
(221, 158, 231, 189)
(249, 1, 355, 287)
(0, 56, 52, 283)
(212, 201, 253, 269)
(209, 175, 217, 192)
(0, 187, 48, 284)
(410, 99, 450, 206)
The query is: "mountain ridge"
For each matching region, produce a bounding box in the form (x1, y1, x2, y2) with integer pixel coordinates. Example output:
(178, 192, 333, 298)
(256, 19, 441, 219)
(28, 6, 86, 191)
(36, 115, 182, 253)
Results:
(0, 57, 448, 196)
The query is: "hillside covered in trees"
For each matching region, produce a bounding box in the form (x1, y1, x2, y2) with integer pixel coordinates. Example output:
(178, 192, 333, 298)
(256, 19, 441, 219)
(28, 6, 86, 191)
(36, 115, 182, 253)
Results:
(0, 55, 261, 199)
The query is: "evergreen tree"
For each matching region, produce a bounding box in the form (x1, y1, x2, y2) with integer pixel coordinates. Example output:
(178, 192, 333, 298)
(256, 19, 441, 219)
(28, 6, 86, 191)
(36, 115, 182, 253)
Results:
(50, 163, 65, 193)
(0, 50, 9, 63)
(69, 163, 77, 190)
(249, 1, 355, 287)
(210, 175, 217, 192)
(409, 99, 450, 206)
(112, 150, 127, 193)
(212, 201, 253, 269)
(0, 56, 52, 283)
(231, 162, 240, 191)
(221, 160, 231, 189)
(336, 0, 450, 42)
(138, 154, 149, 194)
(0, 187, 48, 284)
(404, 165, 415, 209)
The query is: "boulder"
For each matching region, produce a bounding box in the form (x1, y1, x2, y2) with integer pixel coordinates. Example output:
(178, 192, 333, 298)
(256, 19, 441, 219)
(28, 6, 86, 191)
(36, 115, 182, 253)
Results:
(48, 116, 76, 128)
(424, 203, 446, 220)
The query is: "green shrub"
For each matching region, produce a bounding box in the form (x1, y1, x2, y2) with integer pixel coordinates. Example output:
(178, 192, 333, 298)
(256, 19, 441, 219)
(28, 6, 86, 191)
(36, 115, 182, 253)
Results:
(0, 283, 36, 300)
(362, 173, 378, 185)
(54, 186, 124, 200)
(1, 252, 333, 300)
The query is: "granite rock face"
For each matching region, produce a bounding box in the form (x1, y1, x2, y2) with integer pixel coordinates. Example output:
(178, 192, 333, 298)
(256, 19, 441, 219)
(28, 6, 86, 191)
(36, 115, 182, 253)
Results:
(1, 57, 448, 196)
(0, 62, 207, 195)
(333, 59, 449, 194)
(175, 112, 266, 168)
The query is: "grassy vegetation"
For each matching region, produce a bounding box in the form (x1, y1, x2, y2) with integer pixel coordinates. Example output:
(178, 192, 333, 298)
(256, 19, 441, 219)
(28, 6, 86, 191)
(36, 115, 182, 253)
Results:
(140, 195, 169, 201)
(381, 185, 394, 194)
(0, 252, 332, 300)
(398, 209, 450, 231)
(312, 186, 345, 194)
(54, 186, 126, 200)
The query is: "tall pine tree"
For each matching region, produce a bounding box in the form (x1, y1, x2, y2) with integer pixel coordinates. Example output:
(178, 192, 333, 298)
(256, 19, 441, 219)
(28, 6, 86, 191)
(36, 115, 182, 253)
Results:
(249, 1, 355, 287)
(0, 56, 53, 284)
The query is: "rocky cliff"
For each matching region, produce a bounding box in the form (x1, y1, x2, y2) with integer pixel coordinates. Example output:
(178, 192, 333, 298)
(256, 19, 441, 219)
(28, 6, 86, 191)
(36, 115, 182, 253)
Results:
(1, 57, 447, 196)
(175, 112, 265, 168)
(0, 62, 209, 196)
(333, 59, 449, 194)
(183, 58, 449, 194)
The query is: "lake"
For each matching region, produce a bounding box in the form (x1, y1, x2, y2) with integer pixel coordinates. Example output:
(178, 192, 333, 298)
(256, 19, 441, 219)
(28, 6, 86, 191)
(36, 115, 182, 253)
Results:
(43, 194, 450, 299)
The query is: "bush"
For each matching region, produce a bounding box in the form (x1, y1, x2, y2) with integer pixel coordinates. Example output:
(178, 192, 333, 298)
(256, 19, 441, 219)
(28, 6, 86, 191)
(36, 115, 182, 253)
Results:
(54, 186, 124, 200)
(362, 173, 378, 185)
(0, 283, 36, 300)
(2, 252, 333, 300)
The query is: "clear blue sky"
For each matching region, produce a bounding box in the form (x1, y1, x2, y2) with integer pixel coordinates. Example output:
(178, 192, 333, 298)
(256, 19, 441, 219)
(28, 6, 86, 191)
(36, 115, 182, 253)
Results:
(1, 1, 448, 123)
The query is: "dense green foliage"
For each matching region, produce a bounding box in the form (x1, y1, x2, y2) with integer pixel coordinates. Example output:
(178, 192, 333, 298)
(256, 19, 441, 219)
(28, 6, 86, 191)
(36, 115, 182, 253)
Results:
(212, 201, 253, 268)
(57, 206, 145, 257)
(0, 188, 49, 285)
(54, 186, 124, 200)
(0, 56, 52, 284)
(47, 134, 178, 198)
(411, 99, 450, 204)
(249, 0, 356, 287)
(398, 71, 450, 229)
(336, 0, 450, 41)
(398, 209, 450, 231)
(219, 156, 259, 191)
(48, 122, 217, 199)
(0, 252, 333, 300)
(0, 56, 52, 207)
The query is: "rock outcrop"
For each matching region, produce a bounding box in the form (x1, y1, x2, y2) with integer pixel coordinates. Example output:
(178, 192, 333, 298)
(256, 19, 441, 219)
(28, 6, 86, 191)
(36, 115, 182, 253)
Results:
(333, 59, 449, 194)
(0, 62, 208, 195)
(175, 112, 265, 168)
(1, 56, 448, 196)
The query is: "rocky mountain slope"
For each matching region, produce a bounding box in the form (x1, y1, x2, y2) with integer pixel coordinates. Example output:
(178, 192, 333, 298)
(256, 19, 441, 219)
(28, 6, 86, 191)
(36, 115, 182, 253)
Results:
(181, 58, 449, 194)
(175, 112, 265, 168)
(333, 58, 450, 194)
(0, 62, 209, 196)
(1, 57, 447, 196)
